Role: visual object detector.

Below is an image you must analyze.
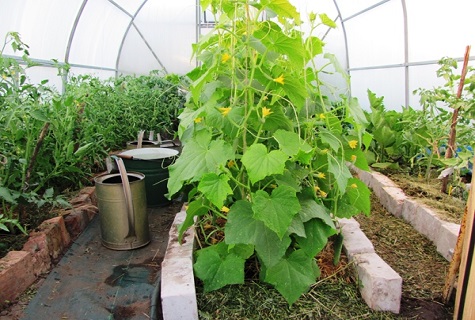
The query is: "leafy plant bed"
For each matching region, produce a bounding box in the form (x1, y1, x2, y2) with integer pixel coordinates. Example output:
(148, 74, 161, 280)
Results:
(196, 242, 395, 319)
(195, 194, 453, 319)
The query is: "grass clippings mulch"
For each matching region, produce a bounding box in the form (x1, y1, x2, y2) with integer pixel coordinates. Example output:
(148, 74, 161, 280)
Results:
(196, 187, 456, 319)
(383, 171, 466, 224)
(354, 193, 453, 319)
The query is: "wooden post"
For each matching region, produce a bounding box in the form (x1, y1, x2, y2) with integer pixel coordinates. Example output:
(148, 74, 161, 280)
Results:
(453, 155, 475, 319)
(442, 206, 467, 303)
(441, 45, 471, 193)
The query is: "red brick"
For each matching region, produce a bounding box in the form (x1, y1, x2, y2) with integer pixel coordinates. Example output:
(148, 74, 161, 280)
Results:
(23, 233, 52, 274)
(64, 210, 89, 238)
(0, 251, 36, 306)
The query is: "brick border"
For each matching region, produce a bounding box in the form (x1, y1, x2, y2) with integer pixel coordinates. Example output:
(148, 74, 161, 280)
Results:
(0, 187, 98, 307)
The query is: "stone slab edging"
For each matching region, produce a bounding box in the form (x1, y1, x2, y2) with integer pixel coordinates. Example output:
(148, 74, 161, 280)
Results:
(353, 166, 460, 261)
(0, 187, 98, 307)
(160, 208, 199, 320)
(339, 217, 402, 313)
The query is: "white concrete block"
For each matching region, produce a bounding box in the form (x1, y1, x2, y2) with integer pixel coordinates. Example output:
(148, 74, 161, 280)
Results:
(379, 187, 406, 218)
(436, 221, 460, 261)
(161, 210, 198, 320)
(338, 217, 360, 230)
(351, 253, 402, 314)
(340, 219, 375, 257)
(355, 168, 374, 186)
(401, 198, 419, 224)
(411, 205, 443, 244)
(370, 172, 399, 198)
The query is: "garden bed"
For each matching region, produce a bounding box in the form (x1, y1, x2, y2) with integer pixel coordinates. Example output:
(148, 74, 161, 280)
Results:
(160, 167, 459, 319)
(195, 176, 455, 319)
(0, 168, 461, 319)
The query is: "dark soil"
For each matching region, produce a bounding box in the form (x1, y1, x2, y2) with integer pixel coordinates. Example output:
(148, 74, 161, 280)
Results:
(0, 203, 61, 259)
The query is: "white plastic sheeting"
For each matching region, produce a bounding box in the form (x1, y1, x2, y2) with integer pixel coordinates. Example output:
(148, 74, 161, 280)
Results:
(0, 0, 473, 109)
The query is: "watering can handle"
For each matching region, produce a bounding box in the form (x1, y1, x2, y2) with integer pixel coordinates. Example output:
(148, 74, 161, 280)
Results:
(111, 155, 136, 239)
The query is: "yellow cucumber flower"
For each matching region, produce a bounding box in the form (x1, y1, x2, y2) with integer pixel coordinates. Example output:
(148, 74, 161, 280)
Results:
(316, 172, 326, 179)
(221, 206, 230, 213)
(348, 140, 358, 149)
(273, 74, 285, 85)
(351, 154, 357, 162)
(262, 107, 273, 118)
(218, 107, 232, 116)
(319, 113, 326, 119)
(221, 53, 231, 63)
(194, 117, 203, 123)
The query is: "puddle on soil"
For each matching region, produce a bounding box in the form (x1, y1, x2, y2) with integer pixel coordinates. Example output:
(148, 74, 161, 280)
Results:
(104, 257, 162, 287)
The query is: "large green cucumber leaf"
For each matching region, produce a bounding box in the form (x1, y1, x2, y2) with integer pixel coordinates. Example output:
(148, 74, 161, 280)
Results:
(241, 143, 288, 184)
(197, 172, 232, 208)
(194, 242, 246, 292)
(168, 130, 234, 197)
(226, 200, 291, 268)
(252, 185, 300, 239)
(295, 218, 336, 257)
(264, 249, 319, 305)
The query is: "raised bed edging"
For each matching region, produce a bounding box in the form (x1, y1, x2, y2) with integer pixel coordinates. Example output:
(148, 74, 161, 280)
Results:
(160, 209, 198, 320)
(352, 166, 460, 261)
(0, 187, 98, 307)
(339, 218, 402, 313)
(161, 211, 403, 316)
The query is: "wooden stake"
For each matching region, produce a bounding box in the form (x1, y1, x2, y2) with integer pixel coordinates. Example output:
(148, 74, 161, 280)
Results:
(442, 205, 467, 303)
(441, 45, 471, 193)
(454, 155, 475, 319)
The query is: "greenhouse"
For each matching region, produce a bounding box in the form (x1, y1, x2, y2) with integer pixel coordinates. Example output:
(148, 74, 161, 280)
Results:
(0, 0, 474, 319)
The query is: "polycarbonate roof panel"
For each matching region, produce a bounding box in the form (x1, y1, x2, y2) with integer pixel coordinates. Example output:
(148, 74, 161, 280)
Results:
(346, 1, 404, 68)
(0, 0, 83, 60)
(335, 0, 389, 18)
(111, 0, 146, 15)
(131, 0, 196, 75)
(351, 67, 405, 110)
(407, 0, 475, 62)
(118, 26, 163, 75)
(68, 0, 130, 68)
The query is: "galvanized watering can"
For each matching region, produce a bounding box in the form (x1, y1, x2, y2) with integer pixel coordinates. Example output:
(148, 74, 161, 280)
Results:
(94, 156, 150, 250)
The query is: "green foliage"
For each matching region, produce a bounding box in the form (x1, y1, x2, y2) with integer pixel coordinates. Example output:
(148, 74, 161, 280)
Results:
(365, 57, 475, 186)
(168, 0, 371, 304)
(0, 32, 185, 230)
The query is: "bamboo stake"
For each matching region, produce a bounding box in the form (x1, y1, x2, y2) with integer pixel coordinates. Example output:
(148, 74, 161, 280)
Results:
(441, 45, 471, 193)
